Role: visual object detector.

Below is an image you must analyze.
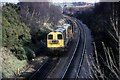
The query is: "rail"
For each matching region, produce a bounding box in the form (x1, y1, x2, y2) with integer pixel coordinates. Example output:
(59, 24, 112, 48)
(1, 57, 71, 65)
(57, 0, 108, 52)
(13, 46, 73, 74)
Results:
(60, 18, 87, 79)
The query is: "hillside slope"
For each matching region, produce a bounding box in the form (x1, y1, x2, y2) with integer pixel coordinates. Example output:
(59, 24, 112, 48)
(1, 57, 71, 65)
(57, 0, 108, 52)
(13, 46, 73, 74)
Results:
(2, 3, 31, 78)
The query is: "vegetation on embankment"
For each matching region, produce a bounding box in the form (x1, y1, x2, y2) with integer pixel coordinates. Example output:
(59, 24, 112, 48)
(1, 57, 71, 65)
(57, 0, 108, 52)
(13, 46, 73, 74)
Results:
(2, 3, 31, 60)
(72, 2, 119, 79)
(1, 2, 63, 78)
(1, 47, 27, 78)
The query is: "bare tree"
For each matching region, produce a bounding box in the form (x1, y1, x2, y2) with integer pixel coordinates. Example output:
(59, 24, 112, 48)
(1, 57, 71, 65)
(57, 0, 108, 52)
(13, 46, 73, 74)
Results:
(19, 2, 63, 34)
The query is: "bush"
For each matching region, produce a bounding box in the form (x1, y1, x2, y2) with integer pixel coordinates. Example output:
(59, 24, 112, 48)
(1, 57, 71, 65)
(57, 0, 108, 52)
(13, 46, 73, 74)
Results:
(24, 47, 36, 60)
(14, 46, 27, 60)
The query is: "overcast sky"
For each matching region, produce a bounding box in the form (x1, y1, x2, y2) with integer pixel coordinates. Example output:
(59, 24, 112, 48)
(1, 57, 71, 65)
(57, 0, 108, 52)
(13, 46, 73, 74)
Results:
(1, 0, 119, 3)
(1, 0, 99, 3)
(52, 0, 99, 3)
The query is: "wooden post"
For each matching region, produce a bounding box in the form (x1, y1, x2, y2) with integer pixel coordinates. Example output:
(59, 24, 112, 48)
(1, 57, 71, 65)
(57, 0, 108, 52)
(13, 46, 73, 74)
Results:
(17, 68, 20, 75)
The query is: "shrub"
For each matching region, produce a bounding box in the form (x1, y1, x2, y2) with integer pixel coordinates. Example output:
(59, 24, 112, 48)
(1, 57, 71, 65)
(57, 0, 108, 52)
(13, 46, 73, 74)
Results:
(24, 47, 36, 60)
(14, 46, 27, 60)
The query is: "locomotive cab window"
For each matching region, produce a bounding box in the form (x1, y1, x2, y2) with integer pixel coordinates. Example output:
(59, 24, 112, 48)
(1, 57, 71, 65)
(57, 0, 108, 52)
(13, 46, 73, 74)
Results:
(48, 35, 53, 39)
(58, 34, 62, 39)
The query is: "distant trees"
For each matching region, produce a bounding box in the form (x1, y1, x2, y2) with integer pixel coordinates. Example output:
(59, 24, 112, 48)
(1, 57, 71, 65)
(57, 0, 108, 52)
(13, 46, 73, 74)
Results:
(19, 2, 63, 34)
(18, 2, 63, 46)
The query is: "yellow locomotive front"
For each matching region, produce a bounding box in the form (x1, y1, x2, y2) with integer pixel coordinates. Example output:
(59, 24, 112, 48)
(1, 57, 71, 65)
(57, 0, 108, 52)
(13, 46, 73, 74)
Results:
(47, 27, 66, 51)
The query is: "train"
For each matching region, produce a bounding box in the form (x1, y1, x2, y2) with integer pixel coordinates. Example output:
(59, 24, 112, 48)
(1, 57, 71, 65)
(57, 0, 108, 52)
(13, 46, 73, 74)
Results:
(47, 23, 74, 52)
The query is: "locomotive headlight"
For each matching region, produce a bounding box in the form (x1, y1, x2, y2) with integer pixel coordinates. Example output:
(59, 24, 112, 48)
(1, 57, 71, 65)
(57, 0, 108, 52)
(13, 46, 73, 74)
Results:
(49, 41, 52, 44)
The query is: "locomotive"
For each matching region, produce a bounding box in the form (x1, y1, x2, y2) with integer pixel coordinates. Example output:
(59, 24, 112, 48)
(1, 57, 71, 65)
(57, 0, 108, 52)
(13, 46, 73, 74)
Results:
(47, 23, 74, 51)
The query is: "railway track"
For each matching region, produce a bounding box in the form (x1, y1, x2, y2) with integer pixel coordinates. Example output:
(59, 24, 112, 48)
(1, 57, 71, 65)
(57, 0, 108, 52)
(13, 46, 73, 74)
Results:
(58, 19, 87, 79)
(75, 20, 87, 79)
(29, 57, 59, 80)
